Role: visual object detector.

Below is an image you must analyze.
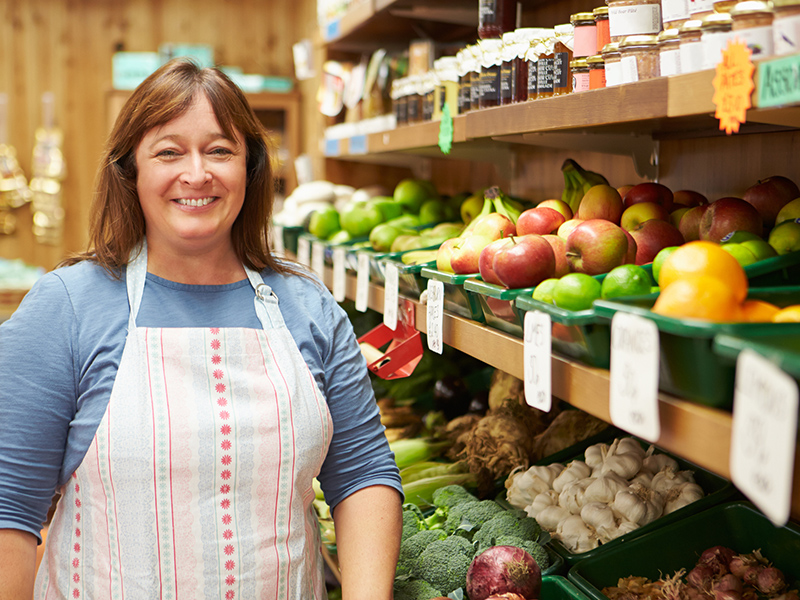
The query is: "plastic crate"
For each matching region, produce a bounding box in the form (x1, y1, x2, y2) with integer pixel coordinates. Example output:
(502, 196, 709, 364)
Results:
(279, 225, 304, 255)
(713, 330, 800, 385)
(420, 267, 485, 322)
(569, 501, 800, 600)
(379, 258, 437, 299)
(594, 286, 800, 409)
(357, 244, 440, 283)
(463, 278, 537, 337)
(744, 249, 800, 286)
(540, 575, 592, 599)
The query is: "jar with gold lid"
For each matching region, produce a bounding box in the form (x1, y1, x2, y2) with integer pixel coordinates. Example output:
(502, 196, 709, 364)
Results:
(730, 0, 775, 58)
(619, 34, 661, 82)
(607, 0, 663, 42)
(587, 54, 607, 88)
(572, 12, 598, 57)
(478, 37, 504, 108)
(678, 19, 704, 73)
(602, 42, 623, 86)
(553, 23, 575, 96)
(690, 0, 715, 20)
(662, 0, 691, 30)
(701, 12, 733, 70)
(571, 58, 591, 92)
(772, 0, 800, 55)
(536, 31, 557, 98)
(658, 28, 682, 75)
(713, 1, 738, 13)
(594, 7, 611, 52)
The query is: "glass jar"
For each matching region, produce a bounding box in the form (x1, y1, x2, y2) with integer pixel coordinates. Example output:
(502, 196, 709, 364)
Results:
(730, 1, 775, 58)
(689, 0, 715, 20)
(553, 23, 575, 96)
(479, 0, 518, 39)
(607, 0, 663, 42)
(658, 27, 682, 75)
(469, 44, 483, 111)
(678, 19, 704, 73)
(619, 34, 661, 82)
(457, 49, 471, 114)
(536, 32, 556, 98)
(479, 38, 504, 108)
(500, 31, 517, 105)
(713, 1, 738, 12)
(773, 0, 800, 56)
(422, 71, 437, 122)
(587, 54, 607, 88)
(525, 41, 541, 100)
(701, 12, 733, 70)
(406, 75, 423, 124)
(391, 78, 408, 126)
(513, 28, 544, 102)
(662, 0, 690, 29)
(434, 56, 460, 119)
(602, 42, 623, 86)
(595, 6, 612, 52)
(570, 58, 591, 92)
(572, 12, 598, 57)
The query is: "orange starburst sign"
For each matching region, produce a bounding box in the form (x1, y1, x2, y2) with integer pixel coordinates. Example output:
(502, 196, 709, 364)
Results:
(712, 39, 756, 135)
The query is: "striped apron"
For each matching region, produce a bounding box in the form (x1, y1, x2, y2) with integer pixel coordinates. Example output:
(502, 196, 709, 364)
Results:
(35, 247, 333, 599)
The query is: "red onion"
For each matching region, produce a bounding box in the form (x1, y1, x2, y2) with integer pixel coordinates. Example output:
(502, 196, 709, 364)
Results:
(700, 546, 736, 575)
(466, 546, 542, 600)
(714, 574, 744, 595)
(715, 590, 742, 600)
(688, 564, 716, 590)
(773, 590, 800, 600)
(729, 556, 749, 579)
(743, 565, 765, 586)
(756, 567, 786, 596)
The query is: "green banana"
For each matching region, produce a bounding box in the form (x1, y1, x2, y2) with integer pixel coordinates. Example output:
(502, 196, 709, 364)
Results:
(461, 196, 494, 235)
(561, 159, 610, 213)
(486, 186, 522, 224)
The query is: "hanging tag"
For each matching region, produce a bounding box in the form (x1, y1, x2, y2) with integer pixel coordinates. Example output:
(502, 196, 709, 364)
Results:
(355, 252, 370, 312)
(383, 263, 399, 331)
(332, 247, 347, 302)
(524, 310, 552, 412)
(272, 224, 285, 255)
(438, 104, 454, 155)
(730, 349, 799, 527)
(311, 241, 325, 279)
(297, 236, 311, 266)
(712, 38, 755, 135)
(609, 312, 661, 443)
(426, 279, 444, 354)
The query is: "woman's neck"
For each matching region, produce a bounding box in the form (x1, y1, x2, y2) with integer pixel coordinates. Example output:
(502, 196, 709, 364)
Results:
(145, 242, 247, 285)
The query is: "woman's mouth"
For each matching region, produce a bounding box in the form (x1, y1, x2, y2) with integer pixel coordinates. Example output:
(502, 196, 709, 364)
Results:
(175, 197, 217, 207)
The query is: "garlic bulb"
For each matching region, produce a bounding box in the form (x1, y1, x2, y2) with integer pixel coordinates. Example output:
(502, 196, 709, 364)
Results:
(615, 519, 639, 537)
(650, 468, 696, 494)
(580, 501, 620, 543)
(558, 477, 595, 514)
(525, 490, 559, 518)
(629, 470, 654, 488)
(555, 514, 600, 553)
(616, 437, 646, 458)
(612, 482, 665, 526)
(595, 438, 644, 479)
(505, 464, 563, 508)
(583, 471, 629, 504)
(552, 460, 592, 493)
(584, 442, 609, 470)
(536, 504, 572, 532)
(664, 481, 704, 514)
(640, 452, 679, 476)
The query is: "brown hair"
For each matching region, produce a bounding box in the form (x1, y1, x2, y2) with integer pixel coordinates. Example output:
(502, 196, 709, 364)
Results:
(64, 58, 306, 279)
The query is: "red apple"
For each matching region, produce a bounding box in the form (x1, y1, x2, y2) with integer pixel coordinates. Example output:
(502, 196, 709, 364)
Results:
(537, 199, 574, 220)
(699, 197, 763, 242)
(436, 237, 460, 272)
(672, 189, 708, 208)
(743, 175, 800, 230)
(469, 212, 517, 240)
(517, 206, 566, 236)
(542, 234, 569, 277)
(623, 229, 638, 264)
(620, 202, 671, 231)
(479, 237, 515, 285)
(630, 219, 685, 265)
(566, 219, 629, 275)
(450, 234, 496, 274)
(493, 234, 557, 289)
(576, 184, 624, 224)
(557, 218, 584, 241)
(618, 184, 635, 198)
(678, 205, 709, 242)
(623, 182, 674, 212)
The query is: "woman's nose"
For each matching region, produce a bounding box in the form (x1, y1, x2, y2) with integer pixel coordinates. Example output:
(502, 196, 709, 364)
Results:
(181, 153, 212, 186)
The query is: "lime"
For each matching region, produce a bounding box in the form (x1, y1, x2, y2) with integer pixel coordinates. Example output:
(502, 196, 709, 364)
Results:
(721, 242, 758, 267)
(393, 179, 436, 213)
(532, 278, 559, 305)
(600, 264, 653, 300)
(552, 273, 602, 311)
(740, 238, 778, 261)
(652, 245, 680, 285)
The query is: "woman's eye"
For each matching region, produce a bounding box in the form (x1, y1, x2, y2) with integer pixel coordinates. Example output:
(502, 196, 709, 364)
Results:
(156, 149, 179, 157)
(211, 147, 233, 156)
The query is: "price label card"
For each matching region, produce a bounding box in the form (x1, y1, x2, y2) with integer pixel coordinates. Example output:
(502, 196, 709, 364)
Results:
(332, 247, 347, 303)
(730, 349, 799, 526)
(609, 312, 661, 443)
(712, 39, 755, 134)
(311, 241, 325, 279)
(524, 310, 552, 412)
(297, 236, 311, 266)
(383, 263, 399, 331)
(272, 224, 285, 255)
(355, 253, 370, 312)
(426, 279, 444, 354)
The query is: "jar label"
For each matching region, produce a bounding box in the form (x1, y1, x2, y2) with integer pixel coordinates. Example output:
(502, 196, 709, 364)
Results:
(620, 54, 640, 83)
(680, 40, 704, 74)
(471, 78, 481, 106)
(482, 65, 501, 103)
(479, 0, 499, 25)
(734, 26, 775, 59)
(589, 66, 607, 89)
(702, 31, 732, 70)
(774, 14, 800, 56)
(662, 0, 689, 22)
(606, 61, 623, 86)
(660, 47, 682, 76)
(537, 57, 554, 93)
(688, 0, 714, 15)
(408, 97, 420, 121)
(500, 64, 514, 102)
(527, 59, 539, 95)
(459, 81, 470, 112)
(553, 52, 571, 90)
(574, 24, 598, 57)
(609, 4, 662, 37)
(572, 71, 591, 92)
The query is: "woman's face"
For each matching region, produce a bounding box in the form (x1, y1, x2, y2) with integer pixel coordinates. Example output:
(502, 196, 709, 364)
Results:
(135, 93, 247, 259)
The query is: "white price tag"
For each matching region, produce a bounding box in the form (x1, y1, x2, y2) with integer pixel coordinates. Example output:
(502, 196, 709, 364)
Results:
(524, 310, 552, 411)
(332, 247, 347, 302)
(426, 279, 444, 354)
(609, 312, 661, 443)
(311, 241, 325, 279)
(272, 224, 285, 255)
(297, 236, 311, 266)
(730, 349, 799, 526)
(355, 253, 370, 312)
(383, 263, 399, 331)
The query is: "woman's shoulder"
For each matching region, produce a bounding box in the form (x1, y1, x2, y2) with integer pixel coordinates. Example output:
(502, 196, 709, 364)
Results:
(31, 260, 126, 309)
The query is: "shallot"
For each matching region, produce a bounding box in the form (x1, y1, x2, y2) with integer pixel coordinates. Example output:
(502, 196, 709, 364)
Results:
(466, 545, 542, 600)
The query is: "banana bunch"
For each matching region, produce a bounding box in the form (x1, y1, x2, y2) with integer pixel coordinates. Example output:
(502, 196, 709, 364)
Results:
(561, 158, 610, 214)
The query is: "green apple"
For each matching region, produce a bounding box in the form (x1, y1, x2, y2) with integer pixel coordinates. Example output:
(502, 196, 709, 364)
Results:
(720, 230, 762, 244)
(369, 223, 413, 252)
(721, 242, 758, 267)
(393, 179, 436, 213)
(460, 193, 485, 224)
(768, 219, 800, 255)
(308, 206, 340, 240)
(652, 245, 680, 285)
(532, 278, 559, 305)
(328, 229, 352, 245)
(339, 201, 383, 237)
(366, 196, 405, 222)
(390, 234, 420, 253)
(740, 238, 778, 261)
(386, 214, 420, 229)
(418, 199, 451, 225)
(776, 197, 800, 225)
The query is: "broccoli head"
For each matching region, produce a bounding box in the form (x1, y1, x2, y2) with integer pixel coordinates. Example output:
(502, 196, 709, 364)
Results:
(491, 535, 550, 571)
(443, 499, 505, 536)
(472, 510, 543, 552)
(396, 529, 448, 576)
(413, 536, 475, 594)
(402, 504, 427, 543)
(393, 578, 443, 600)
(432, 484, 478, 510)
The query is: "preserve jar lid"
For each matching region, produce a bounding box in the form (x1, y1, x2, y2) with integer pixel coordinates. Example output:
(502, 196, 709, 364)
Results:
(570, 58, 589, 68)
(619, 34, 659, 48)
(678, 19, 705, 33)
(586, 54, 606, 65)
(601, 41, 621, 55)
(700, 12, 734, 29)
(657, 28, 681, 42)
(730, 0, 774, 16)
(772, 0, 800, 8)
(593, 6, 610, 17)
(571, 12, 596, 25)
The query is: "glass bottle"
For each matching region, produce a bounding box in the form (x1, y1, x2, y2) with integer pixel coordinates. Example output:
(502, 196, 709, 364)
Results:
(552, 24, 575, 97)
(478, 0, 518, 39)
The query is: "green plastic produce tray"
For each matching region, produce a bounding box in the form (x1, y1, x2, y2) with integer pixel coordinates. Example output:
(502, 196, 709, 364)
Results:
(279, 225, 304, 255)
(541, 575, 592, 599)
(568, 501, 800, 600)
(380, 258, 437, 299)
(594, 286, 800, 409)
(463, 278, 537, 338)
(744, 248, 800, 286)
(713, 331, 800, 383)
(420, 267, 485, 322)
(541, 436, 736, 568)
(356, 244, 440, 283)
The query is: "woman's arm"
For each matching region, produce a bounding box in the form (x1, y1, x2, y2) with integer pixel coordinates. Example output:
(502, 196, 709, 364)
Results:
(0, 528, 37, 600)
(333, 484, 403, 600)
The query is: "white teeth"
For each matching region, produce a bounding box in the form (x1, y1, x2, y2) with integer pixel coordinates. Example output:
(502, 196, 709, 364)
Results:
(176, 197, 215, 207)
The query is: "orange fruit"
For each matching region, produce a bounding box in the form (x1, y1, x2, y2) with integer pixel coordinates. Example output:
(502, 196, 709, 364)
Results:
(739, 299, 781, 322)
(658, 240, 749, 303)
(772, 305, 800, 323)
(652, 274, 742, 322)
